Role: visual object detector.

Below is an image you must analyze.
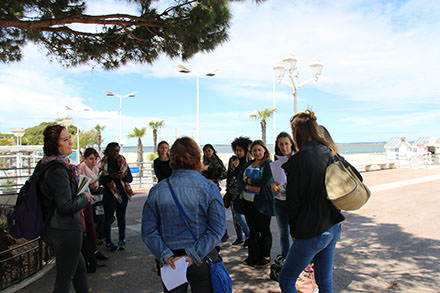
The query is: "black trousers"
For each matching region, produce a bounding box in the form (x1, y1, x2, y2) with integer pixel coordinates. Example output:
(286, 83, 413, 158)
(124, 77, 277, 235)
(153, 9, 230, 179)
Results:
(160, 249, 217, 293)
(43, 228, 89, 293)
(242, 200, 272, 265)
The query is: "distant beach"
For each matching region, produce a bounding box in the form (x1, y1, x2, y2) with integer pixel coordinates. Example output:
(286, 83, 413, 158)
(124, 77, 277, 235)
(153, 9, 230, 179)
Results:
(123, 142, 386, 155)
(122, 142, 387, 169)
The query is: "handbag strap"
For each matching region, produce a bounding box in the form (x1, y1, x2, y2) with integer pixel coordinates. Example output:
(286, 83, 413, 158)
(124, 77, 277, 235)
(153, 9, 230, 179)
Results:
(166, 178, 197, 242)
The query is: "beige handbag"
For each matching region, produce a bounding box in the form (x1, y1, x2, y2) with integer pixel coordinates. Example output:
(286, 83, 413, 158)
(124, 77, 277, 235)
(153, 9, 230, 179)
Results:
(325, 160, 371, 211)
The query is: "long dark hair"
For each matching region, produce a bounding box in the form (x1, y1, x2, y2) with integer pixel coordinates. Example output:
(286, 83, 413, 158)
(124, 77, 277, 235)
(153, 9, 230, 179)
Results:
(157, 140, 170, 159)
(290, 110, 336, 155)
(103, 142, 120, 156)
(274, 131, 295, 158)
(319, 125, 339, 154)
(202, 144, 220, 164)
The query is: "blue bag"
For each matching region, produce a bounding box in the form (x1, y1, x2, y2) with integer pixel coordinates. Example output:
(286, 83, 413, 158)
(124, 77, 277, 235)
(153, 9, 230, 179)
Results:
(207, 255, 233, 293)
(166, 179, 233, 293)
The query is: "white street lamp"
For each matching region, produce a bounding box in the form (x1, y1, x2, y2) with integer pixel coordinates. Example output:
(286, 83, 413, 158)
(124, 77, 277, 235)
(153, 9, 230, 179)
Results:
(177, 65, 216, 145)
(273, 53, 324, 115)
(65, 106, 90, 163)
(104, 90, 135, 148)
(10, 128, 25, 145)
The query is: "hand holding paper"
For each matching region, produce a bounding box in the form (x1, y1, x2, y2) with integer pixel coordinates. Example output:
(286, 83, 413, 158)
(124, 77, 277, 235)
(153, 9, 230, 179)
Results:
(77, 175, 92, 195)
(160, 257, 189, 291)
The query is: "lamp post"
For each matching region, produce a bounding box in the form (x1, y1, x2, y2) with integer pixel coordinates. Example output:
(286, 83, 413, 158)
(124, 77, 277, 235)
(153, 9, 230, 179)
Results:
(10, 128, 26, 171)
(65, 106, 90, 163)
(273, 53, 324, 115)
(104, 90, 135, 148)
(177, 65, 216, 145)
(10, 128, 25, 145)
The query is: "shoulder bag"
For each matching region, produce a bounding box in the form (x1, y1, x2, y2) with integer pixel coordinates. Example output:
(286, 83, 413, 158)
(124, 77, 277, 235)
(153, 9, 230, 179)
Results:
(325, 156, 371, 211)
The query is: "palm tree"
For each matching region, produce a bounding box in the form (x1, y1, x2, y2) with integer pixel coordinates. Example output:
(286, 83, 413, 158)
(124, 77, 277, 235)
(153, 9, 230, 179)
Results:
(149, 120, 164, 153)
(249, 108, 276, 144)
(94, 124, 106, 154)
(128, 127, 147, 163)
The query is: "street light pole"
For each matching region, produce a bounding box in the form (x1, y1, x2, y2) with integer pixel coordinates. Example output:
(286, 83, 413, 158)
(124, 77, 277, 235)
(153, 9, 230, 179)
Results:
(273, 53, 324, 115)
(177, 65, 216, 145)
(104, 90, 135, 148)
(65, 106, 90, 163)
(272, 73, 277, 143)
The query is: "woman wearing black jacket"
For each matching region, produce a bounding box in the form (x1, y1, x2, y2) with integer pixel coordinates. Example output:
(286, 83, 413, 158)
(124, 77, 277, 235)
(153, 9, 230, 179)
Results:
(39, 124, 91, 293)
(278, 111, 360, 293)
(225, 137, 251, 245)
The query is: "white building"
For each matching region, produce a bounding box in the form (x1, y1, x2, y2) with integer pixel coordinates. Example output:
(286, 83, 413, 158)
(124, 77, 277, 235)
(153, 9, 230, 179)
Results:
(384, 137, 412, 162)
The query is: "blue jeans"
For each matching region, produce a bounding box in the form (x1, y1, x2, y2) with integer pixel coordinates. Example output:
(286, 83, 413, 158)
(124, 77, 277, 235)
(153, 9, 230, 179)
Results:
(275, 199, 291, 257)
(231, 204, 249, 240)
(278, 224, 341, 293)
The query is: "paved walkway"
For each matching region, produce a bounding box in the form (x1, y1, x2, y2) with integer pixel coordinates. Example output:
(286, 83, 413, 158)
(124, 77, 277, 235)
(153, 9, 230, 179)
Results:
(16, 167, 440, 292)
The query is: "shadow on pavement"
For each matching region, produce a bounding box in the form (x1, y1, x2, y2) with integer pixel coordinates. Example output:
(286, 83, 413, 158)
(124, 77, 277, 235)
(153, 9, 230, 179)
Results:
(334, 213, 440, 292)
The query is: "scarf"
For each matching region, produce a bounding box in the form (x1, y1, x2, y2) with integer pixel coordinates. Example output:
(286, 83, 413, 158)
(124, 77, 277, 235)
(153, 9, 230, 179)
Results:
(41, 154, 78, 183)
(98, 154, 133, 203)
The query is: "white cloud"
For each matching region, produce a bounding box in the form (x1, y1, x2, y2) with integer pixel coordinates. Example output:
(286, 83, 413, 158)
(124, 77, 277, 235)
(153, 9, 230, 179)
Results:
(1, 0, 439, 144)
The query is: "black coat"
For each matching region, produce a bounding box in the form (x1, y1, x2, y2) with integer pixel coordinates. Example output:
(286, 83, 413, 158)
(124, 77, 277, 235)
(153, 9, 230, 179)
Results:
(39, 162, 88, 232)
(283, 140, 345, 239)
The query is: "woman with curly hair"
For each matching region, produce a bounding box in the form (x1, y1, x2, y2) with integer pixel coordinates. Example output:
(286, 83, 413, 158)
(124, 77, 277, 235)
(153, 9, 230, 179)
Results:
(225, 137, 252, 246)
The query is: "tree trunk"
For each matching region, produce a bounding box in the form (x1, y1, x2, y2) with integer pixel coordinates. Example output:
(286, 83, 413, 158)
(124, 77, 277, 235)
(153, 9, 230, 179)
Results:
(137, 137, 143, 162)
(97, 131, 102, 154)
(261, 120, 266, 144)
(153, 129, 158, 153)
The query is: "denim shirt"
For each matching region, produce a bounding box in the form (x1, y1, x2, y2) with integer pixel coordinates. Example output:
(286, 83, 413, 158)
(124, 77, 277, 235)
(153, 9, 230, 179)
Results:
(141, 169, 226, 265)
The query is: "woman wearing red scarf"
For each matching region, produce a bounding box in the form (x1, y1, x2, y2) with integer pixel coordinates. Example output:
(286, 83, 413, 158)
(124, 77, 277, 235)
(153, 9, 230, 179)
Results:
(99, 142, 133, 252)
(39, 124, 91, 292)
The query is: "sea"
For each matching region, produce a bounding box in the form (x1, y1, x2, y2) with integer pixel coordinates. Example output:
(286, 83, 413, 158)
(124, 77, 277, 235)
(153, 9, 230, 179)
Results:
(123, 142, 386, 155)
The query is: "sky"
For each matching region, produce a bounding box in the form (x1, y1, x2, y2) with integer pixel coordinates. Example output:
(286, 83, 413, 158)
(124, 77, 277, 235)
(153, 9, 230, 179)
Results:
(1, 0, 439, 147)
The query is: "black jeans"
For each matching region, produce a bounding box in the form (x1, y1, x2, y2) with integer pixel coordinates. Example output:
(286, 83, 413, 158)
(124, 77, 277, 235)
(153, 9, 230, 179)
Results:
(43, 228, 89, 293)
(160, 249, 216, 293)
(242, 200, 272, 265)
(103, 191, 128, 244)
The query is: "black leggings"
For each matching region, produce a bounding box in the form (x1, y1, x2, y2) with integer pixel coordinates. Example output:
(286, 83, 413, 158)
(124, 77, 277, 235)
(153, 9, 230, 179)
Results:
(242, 200, 272, 265)
(44, 228, 89, 293)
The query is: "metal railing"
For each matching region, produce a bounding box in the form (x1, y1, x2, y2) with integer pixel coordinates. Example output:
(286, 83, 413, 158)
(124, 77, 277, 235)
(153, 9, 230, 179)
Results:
(0, 237, 54, 290)
(0, 161, 156, 291)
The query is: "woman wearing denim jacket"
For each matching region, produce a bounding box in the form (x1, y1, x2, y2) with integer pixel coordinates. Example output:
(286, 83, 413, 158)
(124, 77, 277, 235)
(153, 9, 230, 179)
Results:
(238, 140, 275, 269)
(142, 137, 226, 292)
(278, 111, 345, 293)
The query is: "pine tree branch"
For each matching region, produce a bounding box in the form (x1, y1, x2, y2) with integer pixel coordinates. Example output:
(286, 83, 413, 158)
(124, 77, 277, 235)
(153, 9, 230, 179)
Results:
(159, 0, 199, 17)
(0, 14, 161, 31)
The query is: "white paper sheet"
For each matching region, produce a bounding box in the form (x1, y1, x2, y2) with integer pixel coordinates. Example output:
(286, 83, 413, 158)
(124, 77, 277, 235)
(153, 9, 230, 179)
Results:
(270, 155, 289, 184)
(160, 257, 189, 291)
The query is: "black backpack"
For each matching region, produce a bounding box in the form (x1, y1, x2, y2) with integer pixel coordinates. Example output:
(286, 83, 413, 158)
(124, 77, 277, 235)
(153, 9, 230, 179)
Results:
(7, 161, 57, 240)
(269, 254, 286, 282)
